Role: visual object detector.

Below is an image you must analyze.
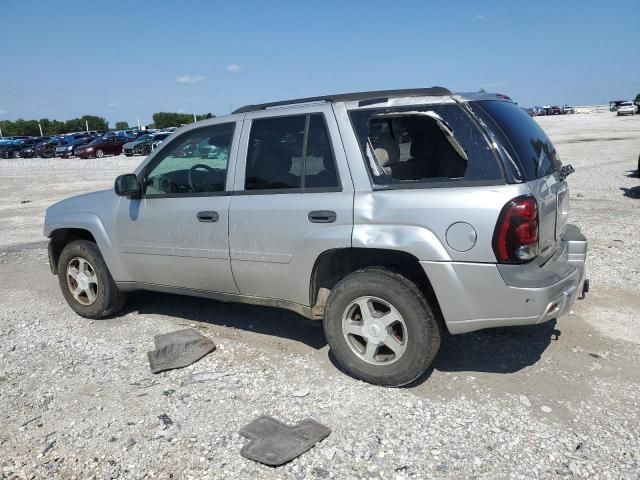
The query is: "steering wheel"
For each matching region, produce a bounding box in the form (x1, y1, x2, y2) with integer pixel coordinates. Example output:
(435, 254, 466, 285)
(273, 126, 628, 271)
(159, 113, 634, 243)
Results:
(188, 163, 215, 192)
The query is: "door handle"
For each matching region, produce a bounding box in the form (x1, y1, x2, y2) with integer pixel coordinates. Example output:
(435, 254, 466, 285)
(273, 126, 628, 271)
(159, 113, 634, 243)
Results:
(308, 210, 336, 223)
(196, 211, 219, 223)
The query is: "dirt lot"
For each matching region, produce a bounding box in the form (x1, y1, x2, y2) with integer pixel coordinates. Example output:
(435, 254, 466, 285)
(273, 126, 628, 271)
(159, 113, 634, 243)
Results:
(1, 111, 639, 479)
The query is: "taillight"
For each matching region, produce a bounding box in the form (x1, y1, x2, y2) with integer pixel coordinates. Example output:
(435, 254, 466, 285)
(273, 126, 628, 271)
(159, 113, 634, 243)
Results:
(493, 195, 539, 263)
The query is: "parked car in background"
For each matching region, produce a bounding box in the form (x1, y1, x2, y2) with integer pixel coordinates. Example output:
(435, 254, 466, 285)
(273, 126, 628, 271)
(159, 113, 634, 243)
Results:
(18, 140, 47, 158)
(563, 105, 575, 114)
(55, 136, 95, 158)
(550, 106, 563, 115)
(36, 137, 65, 158)
(0, 137, 49, 158)
(123, 132, 171, 156)
(75, 136, 128, 158)
(44, 88, 588, 386)
(530, 106, 545, 116)
(124, 131, 146, 140)
(617, 102, 638, 116)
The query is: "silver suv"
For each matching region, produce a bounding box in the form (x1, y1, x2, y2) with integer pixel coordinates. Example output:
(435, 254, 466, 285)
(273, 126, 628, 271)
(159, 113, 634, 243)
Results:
(44, 88, 588, 386)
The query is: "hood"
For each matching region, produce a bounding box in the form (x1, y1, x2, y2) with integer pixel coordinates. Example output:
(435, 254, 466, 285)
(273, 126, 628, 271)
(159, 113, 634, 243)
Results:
(46, 189, 116, 219)
(123, 140, 144, 148)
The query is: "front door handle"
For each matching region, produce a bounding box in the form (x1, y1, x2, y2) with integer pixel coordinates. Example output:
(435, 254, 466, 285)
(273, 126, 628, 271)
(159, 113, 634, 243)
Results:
(196, 211, 219, 223)
(308, 210, 336, 223)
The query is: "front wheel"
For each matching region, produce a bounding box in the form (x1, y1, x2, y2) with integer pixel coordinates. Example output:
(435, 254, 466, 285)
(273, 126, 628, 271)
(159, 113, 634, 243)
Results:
(323, 267, 441, 387)
(57, 240, 126, 319)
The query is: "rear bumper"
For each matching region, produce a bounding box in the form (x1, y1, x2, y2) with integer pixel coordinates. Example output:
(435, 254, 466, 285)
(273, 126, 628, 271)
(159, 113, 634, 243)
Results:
(422, 224, 588, 334)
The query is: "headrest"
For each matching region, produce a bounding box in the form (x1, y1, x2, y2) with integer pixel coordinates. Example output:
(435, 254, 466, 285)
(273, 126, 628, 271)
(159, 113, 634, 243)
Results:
(372, 135, 400, 168)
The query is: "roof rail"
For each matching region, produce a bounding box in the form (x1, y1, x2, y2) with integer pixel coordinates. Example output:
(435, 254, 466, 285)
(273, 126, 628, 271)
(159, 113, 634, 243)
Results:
(232, 87, 451, 114)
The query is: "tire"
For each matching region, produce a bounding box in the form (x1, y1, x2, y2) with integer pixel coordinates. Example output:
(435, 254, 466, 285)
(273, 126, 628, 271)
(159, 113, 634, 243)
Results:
(323, 267, 441, 387)
(11, 150, 19, 159)
(95, 149, 104, 158)
(57, 240, 126, 319)
(125, 153, 132, 157)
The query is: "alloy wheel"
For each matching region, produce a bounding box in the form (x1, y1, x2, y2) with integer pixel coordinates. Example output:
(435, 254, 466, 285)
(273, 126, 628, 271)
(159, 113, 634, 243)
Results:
(341, 296, 408, 365)
(66, 257, 99, 306)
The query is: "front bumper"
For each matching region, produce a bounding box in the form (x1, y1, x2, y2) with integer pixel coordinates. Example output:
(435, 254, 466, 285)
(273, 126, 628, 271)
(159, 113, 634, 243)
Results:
(422, 224, 588, 334)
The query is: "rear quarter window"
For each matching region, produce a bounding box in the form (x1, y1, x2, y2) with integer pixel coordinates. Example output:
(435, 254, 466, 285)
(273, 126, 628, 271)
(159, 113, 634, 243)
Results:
(349, 103, 503, 188)
(471, 100, 561, 180)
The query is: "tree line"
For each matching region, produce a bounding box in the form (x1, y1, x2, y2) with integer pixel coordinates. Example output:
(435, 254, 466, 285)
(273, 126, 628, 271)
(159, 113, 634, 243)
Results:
(0, 112, 215, 137)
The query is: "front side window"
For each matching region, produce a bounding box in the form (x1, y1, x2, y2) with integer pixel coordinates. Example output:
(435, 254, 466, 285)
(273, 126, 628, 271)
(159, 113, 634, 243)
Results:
(349, 104, 503, 187)
(143, 123, 234, 196)
(244, 113, 339, 191)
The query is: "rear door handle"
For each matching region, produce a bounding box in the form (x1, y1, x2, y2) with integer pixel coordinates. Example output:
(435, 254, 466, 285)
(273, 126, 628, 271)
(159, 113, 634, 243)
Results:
(308, 210, 336, 223)
(196, 211, 219, 223)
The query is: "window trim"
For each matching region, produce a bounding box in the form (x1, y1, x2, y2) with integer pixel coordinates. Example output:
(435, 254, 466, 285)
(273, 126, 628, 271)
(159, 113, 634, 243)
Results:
(347, 103, 505, 190)
(139, 122, 236, 199)
(242, 112, 343, 195)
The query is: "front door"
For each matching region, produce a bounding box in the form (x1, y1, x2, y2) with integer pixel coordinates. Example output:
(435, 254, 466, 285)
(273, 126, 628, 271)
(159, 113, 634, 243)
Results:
(115, 121, 240, 293)
(229, 106, 354, 306)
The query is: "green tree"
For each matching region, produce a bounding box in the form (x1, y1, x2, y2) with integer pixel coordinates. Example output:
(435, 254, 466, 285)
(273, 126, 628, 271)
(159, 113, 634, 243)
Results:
(152, 112, 213, 129)
(115, 121, 129, 130)
(635, 93, 640, 103)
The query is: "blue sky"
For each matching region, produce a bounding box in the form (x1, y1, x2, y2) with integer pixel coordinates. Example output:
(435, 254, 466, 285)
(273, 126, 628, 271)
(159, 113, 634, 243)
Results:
(1, 0, 638, 125)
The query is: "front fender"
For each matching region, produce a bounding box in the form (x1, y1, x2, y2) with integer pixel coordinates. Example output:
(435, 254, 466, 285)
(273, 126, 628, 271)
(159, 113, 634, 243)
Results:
(44, 212, 132, 282)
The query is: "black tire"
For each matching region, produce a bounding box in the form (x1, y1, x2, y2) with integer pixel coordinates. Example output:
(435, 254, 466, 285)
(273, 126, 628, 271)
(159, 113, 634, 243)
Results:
(57, 240, 126, 319)
(95, 149, 104, 158)
(125, 153, 132, 157)
(323, 267, 441, 387)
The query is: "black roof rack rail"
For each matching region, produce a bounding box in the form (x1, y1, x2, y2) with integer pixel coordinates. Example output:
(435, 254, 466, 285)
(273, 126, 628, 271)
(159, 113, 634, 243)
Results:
(232, 87, 451, 114)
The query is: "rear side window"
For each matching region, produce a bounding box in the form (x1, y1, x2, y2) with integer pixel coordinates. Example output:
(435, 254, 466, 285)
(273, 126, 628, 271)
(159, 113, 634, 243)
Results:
(349, 104, 503, 187)
(245, 114, 339, 191)
(472, 100, 561, 180)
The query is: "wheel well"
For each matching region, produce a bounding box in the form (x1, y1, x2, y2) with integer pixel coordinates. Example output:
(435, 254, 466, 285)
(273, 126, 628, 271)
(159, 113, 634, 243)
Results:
(49, 228, 96, 274)
(310, 248, 444, 322)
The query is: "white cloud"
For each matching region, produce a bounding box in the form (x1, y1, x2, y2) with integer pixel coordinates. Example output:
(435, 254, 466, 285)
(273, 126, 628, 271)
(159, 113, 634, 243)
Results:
(474, 13, 486, 20)
(226, 64, 241, 73)
(0, 109, 6, 115)
(176, 75, 207, 84)
(178, 108, 185, 113)
(107, 102, 117, 107)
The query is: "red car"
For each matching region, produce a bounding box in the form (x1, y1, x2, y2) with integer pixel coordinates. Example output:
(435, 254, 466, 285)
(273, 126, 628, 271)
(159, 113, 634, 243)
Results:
(75, 136, 128, 158)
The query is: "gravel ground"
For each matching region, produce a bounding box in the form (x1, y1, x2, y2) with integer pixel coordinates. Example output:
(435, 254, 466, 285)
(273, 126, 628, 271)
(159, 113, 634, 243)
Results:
(1, 111, 639, 479)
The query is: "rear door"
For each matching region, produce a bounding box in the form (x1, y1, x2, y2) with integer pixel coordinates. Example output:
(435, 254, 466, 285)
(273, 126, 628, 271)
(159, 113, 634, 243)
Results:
(472, 100, 566, 260)
(229, 106, 354, 306)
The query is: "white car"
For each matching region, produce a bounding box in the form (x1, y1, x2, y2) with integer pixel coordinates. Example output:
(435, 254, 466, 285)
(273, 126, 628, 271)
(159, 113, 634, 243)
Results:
(617, 102, 638, 116)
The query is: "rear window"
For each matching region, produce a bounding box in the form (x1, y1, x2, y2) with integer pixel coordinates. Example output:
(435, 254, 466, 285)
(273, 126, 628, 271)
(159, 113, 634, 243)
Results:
(349, 103, 503, 188)
(472, 100, 561, 180)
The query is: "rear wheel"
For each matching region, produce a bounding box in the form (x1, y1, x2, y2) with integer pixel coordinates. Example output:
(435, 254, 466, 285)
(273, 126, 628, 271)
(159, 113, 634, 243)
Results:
(95, 149, 104, 158)
(57, 240, 126, 319)
(323, 267, 441, 387)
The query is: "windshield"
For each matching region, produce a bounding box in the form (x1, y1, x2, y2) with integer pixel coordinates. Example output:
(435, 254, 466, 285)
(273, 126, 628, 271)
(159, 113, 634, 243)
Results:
(471, 100, 562, 180)
(89, 138, 104, 145)
(135, 135, 152, 142)
(620, 102, 633, 106)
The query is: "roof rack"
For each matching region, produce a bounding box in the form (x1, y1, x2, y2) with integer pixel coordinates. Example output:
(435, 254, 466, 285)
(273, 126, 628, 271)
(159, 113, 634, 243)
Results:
(232, 87, 451, 114)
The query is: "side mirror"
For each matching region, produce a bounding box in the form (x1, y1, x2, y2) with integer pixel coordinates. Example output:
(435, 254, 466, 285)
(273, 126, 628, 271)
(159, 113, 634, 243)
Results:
(114, 174, 141, 198)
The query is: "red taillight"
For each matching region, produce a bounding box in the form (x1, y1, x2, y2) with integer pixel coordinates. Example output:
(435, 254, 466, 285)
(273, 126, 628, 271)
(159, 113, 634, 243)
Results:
(493, 195, 539, 263)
